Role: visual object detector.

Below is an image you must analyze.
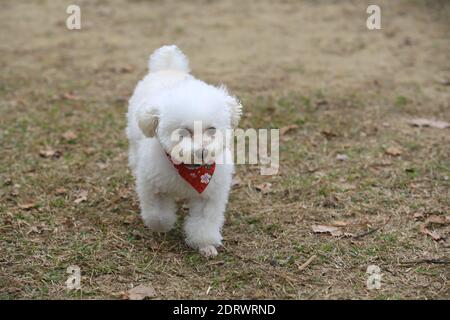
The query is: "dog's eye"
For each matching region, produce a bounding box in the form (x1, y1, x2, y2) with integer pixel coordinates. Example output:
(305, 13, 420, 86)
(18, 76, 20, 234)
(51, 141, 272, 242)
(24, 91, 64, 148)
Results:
(178, 128, 191, 138)
(205, 127, 216, 136)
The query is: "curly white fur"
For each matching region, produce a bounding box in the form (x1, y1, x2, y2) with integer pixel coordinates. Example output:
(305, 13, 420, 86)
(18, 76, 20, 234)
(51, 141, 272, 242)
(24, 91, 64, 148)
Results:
(126, 45, 242, 257)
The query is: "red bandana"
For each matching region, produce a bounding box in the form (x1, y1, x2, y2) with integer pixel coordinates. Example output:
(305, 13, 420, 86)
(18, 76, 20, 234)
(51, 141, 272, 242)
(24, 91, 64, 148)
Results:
(166, 154, 216, 193)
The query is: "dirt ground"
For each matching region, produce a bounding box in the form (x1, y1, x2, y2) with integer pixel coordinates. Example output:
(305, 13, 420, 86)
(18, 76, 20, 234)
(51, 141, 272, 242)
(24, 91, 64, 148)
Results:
(0, 0, 449, 299)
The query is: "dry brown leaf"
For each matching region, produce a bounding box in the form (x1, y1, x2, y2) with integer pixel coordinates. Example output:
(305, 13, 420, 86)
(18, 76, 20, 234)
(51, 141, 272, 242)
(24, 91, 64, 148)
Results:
(231, 176, 242, 188)
(119, 65, 134, 73)
(332, 220, 348, 227)
(74, 190, 88, 204)
(280, 124, 299, 137)
(407, 118, 450, 129)
(385, 146, 402, 157)
(425, 215, 449, 225)
(413, 212, 424, 220)
(18, 202, 38, 210)
(84, 147, 96, 155)
(312, 224, 343, 237)
(321, 129, 337, 139)
(62, 92, 80, 101)
(255, 182, 272, 194)
(39, 148, 62, 159)
(62, 130, 77, 141)
(55, 187, 67, 195)
(122, 285, 156, 300)
(420, 224, 444, 241)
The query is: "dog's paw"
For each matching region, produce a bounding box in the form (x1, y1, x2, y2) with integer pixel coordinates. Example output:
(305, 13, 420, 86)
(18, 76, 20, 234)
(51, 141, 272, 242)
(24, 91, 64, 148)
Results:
(198, 245, 218, 258)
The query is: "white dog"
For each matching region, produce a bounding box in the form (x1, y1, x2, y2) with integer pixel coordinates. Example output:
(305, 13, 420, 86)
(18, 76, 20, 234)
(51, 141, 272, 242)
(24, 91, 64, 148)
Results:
(126, 45, 242, 257)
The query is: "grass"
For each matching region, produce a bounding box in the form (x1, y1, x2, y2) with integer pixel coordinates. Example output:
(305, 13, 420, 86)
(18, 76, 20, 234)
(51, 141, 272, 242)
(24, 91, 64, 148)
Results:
(0, 0, 449, 300)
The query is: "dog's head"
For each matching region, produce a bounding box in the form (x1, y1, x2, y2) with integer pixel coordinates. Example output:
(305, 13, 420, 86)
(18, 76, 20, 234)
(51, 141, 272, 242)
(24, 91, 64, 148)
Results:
(137, 81, 242, 164)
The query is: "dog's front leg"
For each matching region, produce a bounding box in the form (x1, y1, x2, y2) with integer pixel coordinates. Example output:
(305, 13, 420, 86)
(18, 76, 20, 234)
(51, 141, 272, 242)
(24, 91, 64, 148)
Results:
(137, 181, 177, 232)
(184, 196, 226, 257)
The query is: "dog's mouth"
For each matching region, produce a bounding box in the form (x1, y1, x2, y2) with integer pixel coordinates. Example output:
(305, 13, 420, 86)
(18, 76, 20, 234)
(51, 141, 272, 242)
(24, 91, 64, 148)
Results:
(166, 152, 215, 167)
(183, 163, 204, 169)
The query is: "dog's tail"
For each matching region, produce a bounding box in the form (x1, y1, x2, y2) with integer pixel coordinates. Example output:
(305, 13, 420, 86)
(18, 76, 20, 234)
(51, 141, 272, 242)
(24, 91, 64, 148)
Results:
(148, 45, 190, 73)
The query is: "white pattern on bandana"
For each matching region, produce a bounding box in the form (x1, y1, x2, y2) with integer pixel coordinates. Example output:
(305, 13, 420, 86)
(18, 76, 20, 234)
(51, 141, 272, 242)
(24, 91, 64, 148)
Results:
(200, 173, 211, 184)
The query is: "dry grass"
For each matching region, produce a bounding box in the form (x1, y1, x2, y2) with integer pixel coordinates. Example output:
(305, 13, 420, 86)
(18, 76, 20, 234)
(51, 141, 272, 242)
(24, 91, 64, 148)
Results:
(0, 0, 449, 299)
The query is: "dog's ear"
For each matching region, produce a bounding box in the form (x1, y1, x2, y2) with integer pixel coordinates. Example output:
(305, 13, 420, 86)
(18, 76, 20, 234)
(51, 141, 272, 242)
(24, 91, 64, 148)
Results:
(226, 95, 243, 128)
(137, 107, 159, 137)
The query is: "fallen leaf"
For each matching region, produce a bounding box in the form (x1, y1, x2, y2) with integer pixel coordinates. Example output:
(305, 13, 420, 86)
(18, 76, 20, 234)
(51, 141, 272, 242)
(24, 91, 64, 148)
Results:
(312, 225, 343, 237)
(280, 124, 299, 137)
(413, 212, 424, 220)
(255, 182, 272, 194)
(84, 147, 96, 155)
(407, 118, 450, 129)
(18, 202, 38, 210)
(385, 146, 402, 157)
(231, 176, 242, 188)
(419, 215, 448, 241)
(62, 92, 80, 101)
(122, 285, 156, 300)
(332, 220, 348, 227)
(119, 65, 134, 73)
(425, 215, 449, 225)
(62, 130, 77, 141)
(420, 224, 444, 241)
(74, 190, 88, 204)
(39, 148, 62, 159)
(55, 187, 67, 195)
(321, 129, 337, 139)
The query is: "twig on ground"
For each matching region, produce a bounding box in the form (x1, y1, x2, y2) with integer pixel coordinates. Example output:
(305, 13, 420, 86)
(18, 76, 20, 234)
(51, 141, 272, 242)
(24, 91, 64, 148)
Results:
(353, 217, 391, 239)
(297, 255, 317, 271)
(399, 259, 450, 266)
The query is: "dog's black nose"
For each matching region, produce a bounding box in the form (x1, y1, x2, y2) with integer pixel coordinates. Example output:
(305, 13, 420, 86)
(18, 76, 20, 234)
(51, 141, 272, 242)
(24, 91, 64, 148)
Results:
(194, 148, 207, 161)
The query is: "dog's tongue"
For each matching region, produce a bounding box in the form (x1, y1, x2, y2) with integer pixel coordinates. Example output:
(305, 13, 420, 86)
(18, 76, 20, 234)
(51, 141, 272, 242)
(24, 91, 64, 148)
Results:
(166, 155, 215, 193)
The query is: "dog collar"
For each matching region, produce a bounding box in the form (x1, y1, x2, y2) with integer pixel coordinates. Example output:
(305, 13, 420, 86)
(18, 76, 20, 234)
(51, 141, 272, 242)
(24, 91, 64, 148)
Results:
(166, 153, 215, 193)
